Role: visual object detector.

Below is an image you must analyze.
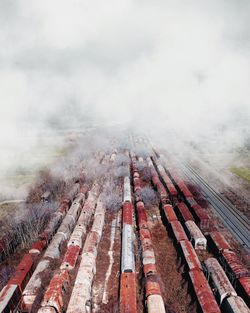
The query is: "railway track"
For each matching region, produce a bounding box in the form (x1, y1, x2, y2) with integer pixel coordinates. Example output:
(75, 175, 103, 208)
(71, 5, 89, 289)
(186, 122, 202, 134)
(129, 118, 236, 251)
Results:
(180, 162, 250, 251)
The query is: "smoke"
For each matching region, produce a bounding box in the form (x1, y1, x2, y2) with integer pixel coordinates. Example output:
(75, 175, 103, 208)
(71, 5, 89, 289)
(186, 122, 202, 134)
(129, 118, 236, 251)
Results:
(0, 0, 250, 181)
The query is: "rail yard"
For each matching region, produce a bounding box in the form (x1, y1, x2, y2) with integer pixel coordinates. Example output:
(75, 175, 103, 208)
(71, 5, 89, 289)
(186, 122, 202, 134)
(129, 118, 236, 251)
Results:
(0, 134, 249, 313)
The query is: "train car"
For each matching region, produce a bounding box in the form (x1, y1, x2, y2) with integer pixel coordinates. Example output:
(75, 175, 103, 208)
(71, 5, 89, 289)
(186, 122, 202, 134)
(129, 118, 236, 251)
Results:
(120, 273, 137, 313)
(208, 231, 231, 255)
(145, 274, 166, 313)
(170, 173, 193, 199)
(22, 259, 50, 311)
(221, 250, 250, 280)
(237, 277, 250, 307)
(136, 201, 148, 229)
(178, 240, 202, 272)
(185, 221, 207, 250)
(29, 240, 46, 254)
(143, 264, 157, 277)
(188, 269, 221, 313)
(163, 204, 178, 223)
(156, 164, 178, 199)
(221, 296, 250, 313)
(156, 182, 169, 204)
(121, 224, 135, 272)
(134, 177, 141, 192)
(204, 258, 237, 304)
(124, 176, 132, 202)
(8, 254, 34, 291)
(170, 221, 188, 244)
(39, 270, 70, 313)
(22, 193, 85, 311)
(60, 245, 81, 270)
(0, 284, 22, 313)
(147, 295, 166, 313)
(123, 201, 133, 225)
(141, 234, 155, 266)
(190, 203, 210, 230)
(66, 197, 105, 313)
(175, 202, 194, 224)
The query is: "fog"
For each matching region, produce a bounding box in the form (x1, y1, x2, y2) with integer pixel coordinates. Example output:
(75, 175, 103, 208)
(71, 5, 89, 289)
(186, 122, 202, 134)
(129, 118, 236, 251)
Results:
(0, 0, 250, 180)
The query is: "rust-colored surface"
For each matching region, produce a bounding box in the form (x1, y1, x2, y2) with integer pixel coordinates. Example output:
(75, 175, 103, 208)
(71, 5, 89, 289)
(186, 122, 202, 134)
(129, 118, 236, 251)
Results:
(120, 272, 137, 313)
(61, 245, 81, 270)
(139, 228, 151, 241)
(157, 166, 178, 197)
(178, 240, 202, 271)
(41, 270, 70, 312)
(9, 253, 34, 291)
(145, 274, 162, 297)
(170, 221, 188, 244)
(152, 173, 161, 188)
(143, 264, 157, 276)
(82, 231, 99, 254)
(171, 174, 193, 199)
(149, 221, 196, 313)
(175, 202, 194, 223)
(163, 204, 178, 223)
(190, 203, 210, 230)
(123, 202, 133, 225)
(188, 269, 220, 313)
(222, 250, 250, 279)
(208, 231, 231, 254)
(29, 240, 46, 254)
(136, 201, 148, 228)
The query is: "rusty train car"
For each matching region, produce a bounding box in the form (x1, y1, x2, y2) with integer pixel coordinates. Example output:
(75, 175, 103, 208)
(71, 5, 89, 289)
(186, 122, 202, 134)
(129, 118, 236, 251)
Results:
(0, 198, 71, 313)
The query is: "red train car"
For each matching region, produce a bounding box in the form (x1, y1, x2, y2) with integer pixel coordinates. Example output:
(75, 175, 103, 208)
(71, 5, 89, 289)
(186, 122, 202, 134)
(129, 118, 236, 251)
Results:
(190, 203, 210, 230)
(178, 240, 202, 272)
(29, 240, 46, 254)
(171, 174, 193, 199)
(8, 254, 34, 291)
(136, 201, 148, 229)
(170, 221, 188, 244)
(221, 250, 250, 280)
(163, 204, 178, 223)
(175, 202, 194, 223)
(156, 182, 169, 204)
(40, 270, 70, 312)
(60, 245, 81, 270)
(123, 202, 133, 225)
(120, 273, 137, 313)
(188, 269, 221, 313)
(208, 231, 231, 255)
(157, 165, 178, 198)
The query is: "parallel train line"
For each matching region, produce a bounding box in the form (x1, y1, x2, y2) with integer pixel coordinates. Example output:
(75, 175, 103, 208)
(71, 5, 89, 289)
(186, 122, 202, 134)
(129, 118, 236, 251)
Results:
(180, 162, 250, 251)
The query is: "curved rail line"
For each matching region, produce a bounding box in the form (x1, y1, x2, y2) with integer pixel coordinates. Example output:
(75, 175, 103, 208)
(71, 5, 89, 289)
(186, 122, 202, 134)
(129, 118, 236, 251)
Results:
(180, 162, 250, 251)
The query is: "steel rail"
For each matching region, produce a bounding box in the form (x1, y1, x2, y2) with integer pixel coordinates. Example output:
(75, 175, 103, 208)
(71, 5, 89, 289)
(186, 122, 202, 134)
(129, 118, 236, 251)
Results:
(179, 162, 250, 251)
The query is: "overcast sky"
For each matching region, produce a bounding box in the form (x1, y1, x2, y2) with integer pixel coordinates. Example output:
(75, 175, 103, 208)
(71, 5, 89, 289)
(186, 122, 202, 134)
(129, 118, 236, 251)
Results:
(0, 0, 250, 173)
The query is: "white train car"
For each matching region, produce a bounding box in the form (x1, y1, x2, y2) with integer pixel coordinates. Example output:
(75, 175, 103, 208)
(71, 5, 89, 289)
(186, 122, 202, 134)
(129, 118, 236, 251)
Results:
(222, 296, 250, 313)
(123, 176, 132, 203)
(121, 224, 135, 272)
(66, 197, 105, 313)
(22, 193, 85, 311)
(185, 220, 207, 250)
(147, 295, 166, 313)
(205, 257, 237, 304)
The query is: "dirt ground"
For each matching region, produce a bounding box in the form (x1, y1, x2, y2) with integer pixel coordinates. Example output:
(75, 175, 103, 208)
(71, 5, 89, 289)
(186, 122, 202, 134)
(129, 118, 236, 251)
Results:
(92, 211, 121, 313)
(147, 204, 196, 313)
